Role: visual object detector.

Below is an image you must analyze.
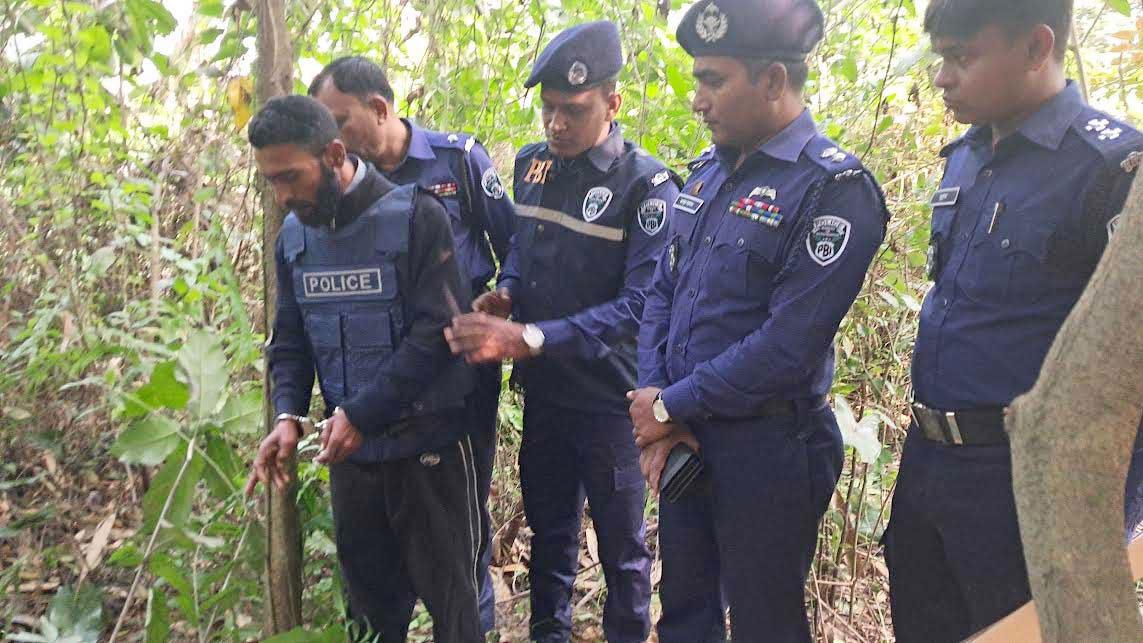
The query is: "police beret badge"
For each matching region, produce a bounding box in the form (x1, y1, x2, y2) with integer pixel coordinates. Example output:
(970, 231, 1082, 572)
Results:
(696, 3, 729, 43)
(568, 60, 589, 87)
(807, 215, 851, 267)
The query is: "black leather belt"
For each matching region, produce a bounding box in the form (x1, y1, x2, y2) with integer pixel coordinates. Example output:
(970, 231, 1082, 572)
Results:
(911, 403, 1008, 446)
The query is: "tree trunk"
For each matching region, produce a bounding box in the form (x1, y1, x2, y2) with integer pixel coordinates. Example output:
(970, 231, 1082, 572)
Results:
(254, 0, 302, 634)
(1006, 172, 1143, 641)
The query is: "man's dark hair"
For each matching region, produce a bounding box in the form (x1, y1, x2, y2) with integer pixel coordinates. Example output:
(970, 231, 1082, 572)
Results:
(307, 56, 396, 104)
(924, 0, 1073, 59)
(247, 95, 339, 154)
(745, 59, 810, 91)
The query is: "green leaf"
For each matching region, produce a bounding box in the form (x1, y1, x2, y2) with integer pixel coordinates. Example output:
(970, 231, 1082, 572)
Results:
(263, 627, 346, 643)
(124, 361, 190, 417)
(107, 544, 143, 567)
(110, 415, 181, 465)
(44, 584, 103, 643)
(178, 331, 227, 420)
(142, 444, 204, 532)
(203, 433, 241, 499)
(219, 389, 262, 435)
(145, 587, 170, 643)
(1105, 0, 1131, 16)
(149, 552, 197, 621)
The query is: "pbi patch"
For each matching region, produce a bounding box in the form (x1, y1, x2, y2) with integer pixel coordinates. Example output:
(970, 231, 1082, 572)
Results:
(638, 199, 667, 236)
(1107, 214, 1121, 241)
(428, 180, 458, 198)
(302, 268, 383, 298)
(729, 195, 782, 228)
(583, 186, 613, 222)
(481, 167, 505, 200)
(807, 216, 852, 267)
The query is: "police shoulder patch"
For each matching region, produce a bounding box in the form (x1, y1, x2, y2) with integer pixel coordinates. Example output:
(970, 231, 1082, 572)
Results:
(807, 216, 851, 267)
(637, 198, 667, 236)
(583, 186, 613, 222)
(481, 167, 505, 200)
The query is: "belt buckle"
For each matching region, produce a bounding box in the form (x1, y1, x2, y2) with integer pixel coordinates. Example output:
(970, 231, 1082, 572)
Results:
(944, 412, 965, 445)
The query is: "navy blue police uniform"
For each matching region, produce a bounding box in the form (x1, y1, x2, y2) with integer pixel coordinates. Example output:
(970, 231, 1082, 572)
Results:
(640, 2, 890, 641)
(495, 20, 682, 643)
(374, 120, 515, 630)
(885, 81, 1143, 642)
(268, 157, 484, 642)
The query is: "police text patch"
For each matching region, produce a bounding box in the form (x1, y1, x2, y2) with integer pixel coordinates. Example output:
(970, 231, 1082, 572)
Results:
(930, 187, 960, 207)
(303, 268, 383, 298)
(673, 193, 704, 215)
(807, 216, 851, 267)
(638, 199, 667, 236)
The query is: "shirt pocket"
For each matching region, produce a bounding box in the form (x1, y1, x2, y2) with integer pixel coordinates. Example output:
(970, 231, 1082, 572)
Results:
(713, 222, 783, 301)
(962, 220, 1054, 305)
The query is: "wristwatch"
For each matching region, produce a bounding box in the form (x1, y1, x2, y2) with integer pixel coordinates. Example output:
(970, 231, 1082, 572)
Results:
(522, 323, 545, 356)
(652, 392, 671, 424)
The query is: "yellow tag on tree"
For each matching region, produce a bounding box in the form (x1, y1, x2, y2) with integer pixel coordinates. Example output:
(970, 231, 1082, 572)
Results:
(227, 76, 254, 130)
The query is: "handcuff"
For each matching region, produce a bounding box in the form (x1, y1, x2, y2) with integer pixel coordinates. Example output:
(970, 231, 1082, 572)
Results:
(274, 410, 336, 437)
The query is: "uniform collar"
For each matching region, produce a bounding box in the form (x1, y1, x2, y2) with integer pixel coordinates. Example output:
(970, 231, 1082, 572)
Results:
(403, 119, 437, 161)
(714, 109, 818, 167)
(941, 80, 1085, 156)
(344, 155, 367, 195)
(585, 121, 625, 172)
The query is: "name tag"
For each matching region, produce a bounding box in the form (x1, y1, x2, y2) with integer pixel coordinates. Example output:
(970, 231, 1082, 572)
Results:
(673, 194, 704, 215)
(930, 187, 960, 207)
(302, 268, 383, 298)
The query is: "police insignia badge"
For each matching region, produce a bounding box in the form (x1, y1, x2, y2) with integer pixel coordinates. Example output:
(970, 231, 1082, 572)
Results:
(729, 193, 782, 228)
(750, 186, 777, 201)
(419, 452, 441, 467)
(428, 181, 459, 198)
(638, 199, 667, 236)
(807, 216, 852, 267)
(481, 167, 505, 199)
(1123, 151, 1143, 174)
(695, 3, 728, 43)
(568, 60, 588, 87)
(652, 170, 671, 187)
(1107, 214, 1121, 241)
(583, 186, 613, 222)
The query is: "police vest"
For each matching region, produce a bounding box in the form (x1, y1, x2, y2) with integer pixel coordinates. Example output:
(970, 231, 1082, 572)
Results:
(280, 185, 470, 454)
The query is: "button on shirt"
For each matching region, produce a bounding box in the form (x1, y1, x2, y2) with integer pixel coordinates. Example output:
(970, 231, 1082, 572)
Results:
(499, 122, 681, 413)
(381, 119, 516, 296)
(639, 110, 889, 422)
(912, 82, 1142, 410)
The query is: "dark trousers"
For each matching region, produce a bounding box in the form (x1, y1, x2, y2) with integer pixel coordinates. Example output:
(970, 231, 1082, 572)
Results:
(1126, 425, 1143, 541)
(886, 423, 1143, 643)
(656, 403, 843, 643)
(519, 403, 652, 643)
(469, 361, 502, 632)
(329, 431, 484, 643)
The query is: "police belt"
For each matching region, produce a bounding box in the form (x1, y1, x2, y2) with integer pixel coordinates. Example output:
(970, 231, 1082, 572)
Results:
(705, 396, 828, 423)
(911, 402, 1008, 446)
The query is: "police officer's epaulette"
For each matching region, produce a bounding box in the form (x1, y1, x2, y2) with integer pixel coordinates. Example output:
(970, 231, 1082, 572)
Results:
(1074, 110, 1143, 167)
(804, 137, 864, 177)
(686, 146, 716, 173)
(424, 130, 479, 155)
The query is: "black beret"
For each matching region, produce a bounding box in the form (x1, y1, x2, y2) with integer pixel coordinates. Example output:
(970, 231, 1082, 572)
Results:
(525, 21, 623, 91)
(676, 0, 824, 61)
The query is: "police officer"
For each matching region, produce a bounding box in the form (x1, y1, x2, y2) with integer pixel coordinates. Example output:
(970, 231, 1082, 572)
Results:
(628, 1, 889, 640)
(885, 1, 1143, 641)
(446, 21, 680, 643)
(243, 95, 483, 642)
(308, 56, 514, 631)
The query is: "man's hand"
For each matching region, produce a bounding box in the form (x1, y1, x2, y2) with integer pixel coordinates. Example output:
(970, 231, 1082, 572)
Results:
(445, 313, 533, 363)
(314, 407, 364, 465)
(245, 419, 302, 496)
(473, 287, 512, 319)
(639, 425, 701, 494)
(627, 387, 669, 448)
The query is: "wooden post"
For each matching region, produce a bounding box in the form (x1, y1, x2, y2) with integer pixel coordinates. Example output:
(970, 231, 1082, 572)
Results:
(254, 0, 303, 633)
